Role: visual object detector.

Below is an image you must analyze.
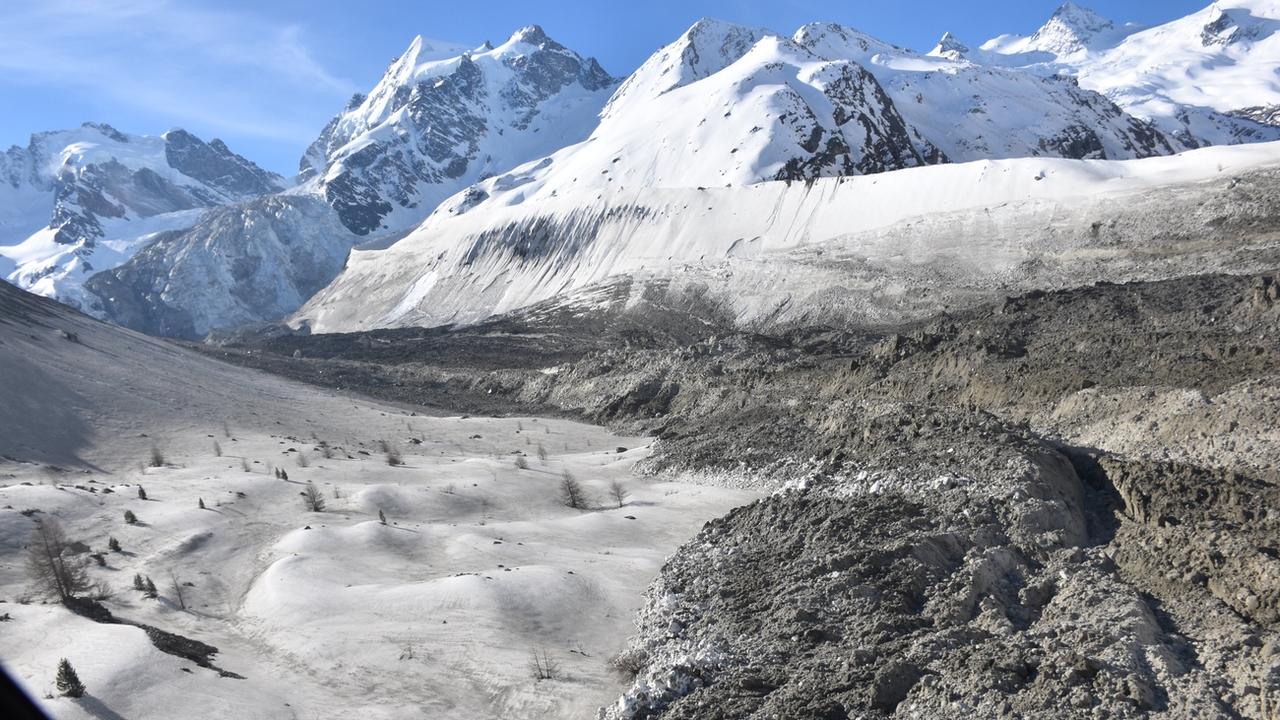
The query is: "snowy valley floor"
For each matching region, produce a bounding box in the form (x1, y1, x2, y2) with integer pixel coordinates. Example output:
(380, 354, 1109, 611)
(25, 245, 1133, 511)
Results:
(4, 258, 1280, 718)
(208, 270, 1280, 719)
(0, 284, 756, 719)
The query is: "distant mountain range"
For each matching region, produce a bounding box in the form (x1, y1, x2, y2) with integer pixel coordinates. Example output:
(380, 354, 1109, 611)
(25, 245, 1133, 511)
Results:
(2, 1, 1278, 338)
(934, 0, 1280, 146)
(0, 123, 283, 311)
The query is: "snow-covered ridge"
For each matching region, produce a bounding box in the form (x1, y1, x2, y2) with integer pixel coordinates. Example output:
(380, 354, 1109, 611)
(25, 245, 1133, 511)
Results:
(0, 123, 284, 312)
(296, 140, 1280, 334)
(602, 18, 776, 114)
(964, 0, 1280, 146)
(296, 25, 618, 235)
(418, 17, 1177, 219)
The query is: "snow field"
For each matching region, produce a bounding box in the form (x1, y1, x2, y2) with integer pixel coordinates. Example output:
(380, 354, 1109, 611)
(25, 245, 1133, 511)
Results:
(0, 413, 756, 719)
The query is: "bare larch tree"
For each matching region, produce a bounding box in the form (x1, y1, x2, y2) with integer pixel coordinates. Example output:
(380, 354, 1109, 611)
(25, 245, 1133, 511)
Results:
(26, 518, 91, 602)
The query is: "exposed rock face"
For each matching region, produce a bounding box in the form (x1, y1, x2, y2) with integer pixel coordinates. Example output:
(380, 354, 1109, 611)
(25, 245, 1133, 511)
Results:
(162, 129, 284, 198)
(773, 59, 934, 180)
(1201, 5, 1270, 47)
(1233, 104, 1280, 127)
(85, 195, 357, 338)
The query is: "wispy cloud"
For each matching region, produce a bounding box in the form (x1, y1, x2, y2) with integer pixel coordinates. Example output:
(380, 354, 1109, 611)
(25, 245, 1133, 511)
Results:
(0, 0, 357, 142)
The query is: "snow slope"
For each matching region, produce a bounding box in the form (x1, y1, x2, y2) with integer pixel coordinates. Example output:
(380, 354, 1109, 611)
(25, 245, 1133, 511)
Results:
(0, 281, 756, 720)
(297, 141, 1280, 333)
(968, 1, 1280, 146)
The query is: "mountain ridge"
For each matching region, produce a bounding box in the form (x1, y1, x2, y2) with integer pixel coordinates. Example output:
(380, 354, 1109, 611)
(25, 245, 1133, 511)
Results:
(0, 122, 285, 311)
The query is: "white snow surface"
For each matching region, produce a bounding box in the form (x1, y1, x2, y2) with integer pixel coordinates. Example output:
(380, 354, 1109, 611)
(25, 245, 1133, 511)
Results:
(297, 138, 1280, 333)
(0, 288, 757, 719)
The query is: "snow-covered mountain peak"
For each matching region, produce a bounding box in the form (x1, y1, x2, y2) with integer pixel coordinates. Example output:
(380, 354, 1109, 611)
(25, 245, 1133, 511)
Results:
(296, 29, 618, 235)
(979, 2, 1126, 58)
(1052, 1, 1112, 27)
(403, 34, 472, 66)
(1200, 1, 1280, 45)
(971, 1, 1280, 148)
(792, 22, 901, 61)
(605, 18, 775, 115)
(506, 24, 552, 47)
(1029, 2, 1118, 54)
(369, 35, 472, 97)
(930, 31, 971, 58)
(429, 13, 1181, 231)
(18, 123, 281, 201)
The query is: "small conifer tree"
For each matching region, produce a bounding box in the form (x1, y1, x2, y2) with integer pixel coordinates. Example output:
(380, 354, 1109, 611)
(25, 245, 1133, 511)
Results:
(133, 573, 145, 591)
(198, 498, 205, 510)
(137, 486, 147, 501)
(143, 576, 158, 599)
(123, 510, 137, 525)
(379, 509, 387, 525)
(108, 536, 121, 553)
(55, 658, 84, 698)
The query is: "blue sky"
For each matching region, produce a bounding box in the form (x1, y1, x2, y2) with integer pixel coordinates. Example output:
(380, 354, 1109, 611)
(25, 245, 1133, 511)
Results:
(0, 0, 1207, 176)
